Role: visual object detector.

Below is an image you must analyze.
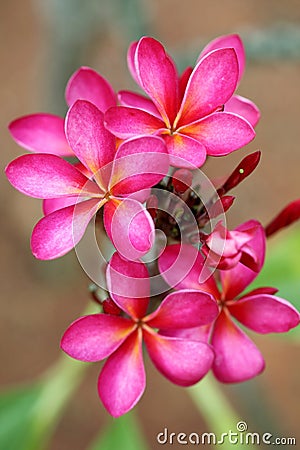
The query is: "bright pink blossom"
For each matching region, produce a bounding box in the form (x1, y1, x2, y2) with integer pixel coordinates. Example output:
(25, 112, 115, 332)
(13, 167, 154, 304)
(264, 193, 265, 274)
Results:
(202, 220, 264, 271)
(6, 100, 169, 260)
(158, 230, 300, 383)
(8, 66, 116, 157)
(61, 253, 218, 416)
(105, 35, 256, 168)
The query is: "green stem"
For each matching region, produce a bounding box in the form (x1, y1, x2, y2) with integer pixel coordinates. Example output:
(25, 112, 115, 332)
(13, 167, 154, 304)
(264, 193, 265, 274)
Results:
(25, 302, 97, 450)
(188, 375, 258, 450)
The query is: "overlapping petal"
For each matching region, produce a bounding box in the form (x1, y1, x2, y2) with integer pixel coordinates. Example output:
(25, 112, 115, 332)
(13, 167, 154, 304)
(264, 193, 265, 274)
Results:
(65, 66, 116, 112)
(61, 314, 136, 362)
(135, 37, 179, 125)
(144, 329, 214, 386)
(104, 106, 165, 139)
(212, 310, 265, 382)
(221, 220, 266, 300)
(65, 100, 115, 183)
(145, 290, 218, 329)
(163, 133, 207, 168)
(106, 252, 150, 318)
(104, 198, 154, 261)
(179, 112, 255, 156)
(127, 41, 139, 85)
(158, 243, 219, 297)
(109, 136, 169, 195)
(31, 198, 102, 259)
(5, 154, 101, 198)
(8, 113, 73, 156)
(225, 95, 260, 128)
(198, 34, 245, 83)
(175, 48, 239, 127)
(228, 294, 300, 334)
(98, 330, 145, 417)
(118, 91, 161, 118)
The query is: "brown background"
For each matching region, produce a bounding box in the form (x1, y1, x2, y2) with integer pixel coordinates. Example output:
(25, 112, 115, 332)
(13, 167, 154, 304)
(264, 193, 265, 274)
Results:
(1, 0, 300, 449)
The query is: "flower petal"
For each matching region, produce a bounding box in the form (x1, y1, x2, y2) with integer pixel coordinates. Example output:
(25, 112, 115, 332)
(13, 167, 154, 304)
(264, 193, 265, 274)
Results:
(212, 310, 265, 382)
(176, 48, 239, 127)
(65, 100, 115, 184)
(163, 133, 207, 168)
(98, 329, 145, 417)
(225, 95, 260, 127)
(104, 198, 155, 261)
(106, 252, 150, 319)
(144, 329, 214, 386)
(135, 37, 179, 125)
(5, 154, 101, 198)
(220, 220, 266, 300)
(127, 40, 140, 85)
(65, 66, 116, 112)
(31, 198, 102, 260)
(118, 90, 161, 118)
(198, 34, 245, 83)
(160, 324, 211, 343)
(145, 289, 218, 329)
(8, 114, 73, 156)
(228, 294, 300, 334)
(179, 112, 255, 156)
(158, 243, 219, 297)
(43, 196, 85, 215)
(104, 106, 164, 139)
(61, 314, 135, 362)
(109, 136, 169, 196)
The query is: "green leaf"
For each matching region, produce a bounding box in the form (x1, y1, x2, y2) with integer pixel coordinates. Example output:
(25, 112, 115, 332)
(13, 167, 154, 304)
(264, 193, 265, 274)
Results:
(89, 412, 149, 450)
(0, 384, 42, 450)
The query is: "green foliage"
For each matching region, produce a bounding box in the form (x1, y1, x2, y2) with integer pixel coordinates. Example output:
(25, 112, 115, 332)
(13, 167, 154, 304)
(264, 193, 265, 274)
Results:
(89, 412, 149, 450)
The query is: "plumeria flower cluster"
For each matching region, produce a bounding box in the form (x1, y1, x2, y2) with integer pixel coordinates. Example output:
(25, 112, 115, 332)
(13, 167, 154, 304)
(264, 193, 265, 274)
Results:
(5, 34, 300, 417)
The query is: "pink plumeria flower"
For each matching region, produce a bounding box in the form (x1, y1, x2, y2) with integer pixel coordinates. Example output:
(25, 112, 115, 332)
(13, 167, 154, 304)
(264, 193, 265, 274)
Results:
(6, 100, 169, 260)
(158, 232, 300, 383)
(8, 66, 116, 157)
(201, 220, 263, 271)
(61, 253, 218, 417)
(105, 35, 256, 168)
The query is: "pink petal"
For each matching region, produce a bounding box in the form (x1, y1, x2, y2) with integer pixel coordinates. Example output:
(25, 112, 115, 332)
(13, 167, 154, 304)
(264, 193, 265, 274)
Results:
(179, 67, 193, 101)
(145, 289, 218, 329)
(176, 48, 239, 127)
(65, 66, 116, 112)
(31, 198, 102, 260)
(104, 198, 155, 261)
(198, 34, 245, 83)
(65, 100, 115, 185)
(212, 310, 265, 382)
(160, 324, 211, 343)
(98, 329, 145, 417)
(106, 252, 149, 319)
(43, 196, 85, 215)
(8, 114, 73, 156)
(5, 154, 101, 198)
(239, 287, 279, 298)
(144, 329, 214, 386)
(104, 106, 164, 139)
(221, 220, 266, 300)
(118, 90, 161, 118)
(179, 112, 255, 156)
(228, 294, 300, 334)
(163, 133, 207, 168)
(127, 41, 140, 85)
(61, 314, 136, 362)
(158, 243, 220, 298)
(225, 95, 260, 127)
(109, 136, 169, 196)
(135, 37, 179, 125)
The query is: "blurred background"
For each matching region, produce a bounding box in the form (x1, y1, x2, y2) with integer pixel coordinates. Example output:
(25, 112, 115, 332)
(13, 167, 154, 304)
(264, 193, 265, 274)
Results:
(1, 0, 300, 449)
